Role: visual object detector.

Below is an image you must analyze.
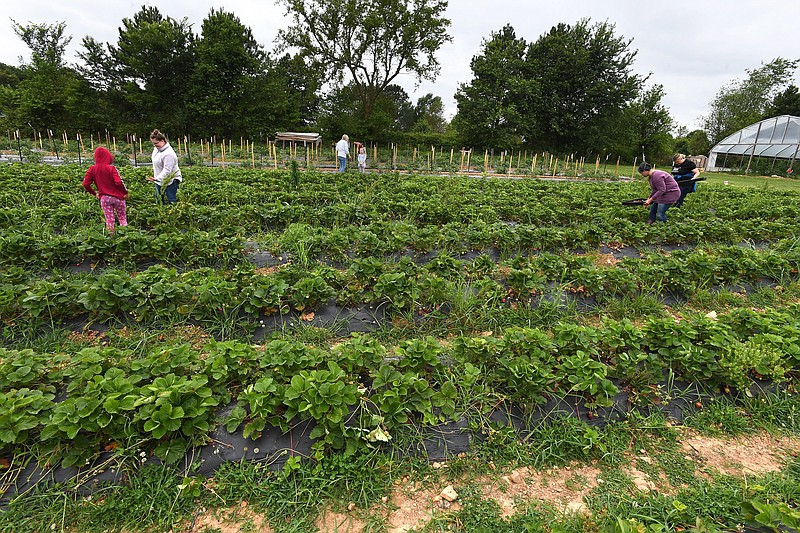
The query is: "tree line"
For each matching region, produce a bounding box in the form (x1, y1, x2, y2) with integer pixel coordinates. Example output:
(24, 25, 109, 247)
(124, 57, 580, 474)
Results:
(0, 1, 797, 161)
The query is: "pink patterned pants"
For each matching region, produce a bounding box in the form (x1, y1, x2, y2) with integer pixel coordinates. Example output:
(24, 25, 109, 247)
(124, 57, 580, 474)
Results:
(99, 195, 128, 234)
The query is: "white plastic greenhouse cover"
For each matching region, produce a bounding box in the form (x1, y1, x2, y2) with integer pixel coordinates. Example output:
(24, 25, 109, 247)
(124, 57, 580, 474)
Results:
(707, 115, 800, 170)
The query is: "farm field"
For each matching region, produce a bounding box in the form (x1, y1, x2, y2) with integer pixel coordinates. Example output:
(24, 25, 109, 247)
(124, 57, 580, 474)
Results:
(1, 163, 799, 532)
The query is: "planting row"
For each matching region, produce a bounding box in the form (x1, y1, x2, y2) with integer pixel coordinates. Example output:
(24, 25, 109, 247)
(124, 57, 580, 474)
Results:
(3, 244, 799, 327)
(1, 216, 799, 272)
(2, 306, 798, 468)
(3, 165, 800, 233)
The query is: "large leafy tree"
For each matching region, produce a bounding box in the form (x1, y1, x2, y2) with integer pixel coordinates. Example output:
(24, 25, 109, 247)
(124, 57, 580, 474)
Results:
(110, 6, 195, 133)
(187, 9, 265, 137)
(317, 83, 413, 142)
(702, 57, 799, 144)
(611, 85, 674, 162)
(453, 25, 530, 149)
(276, 0, 451, 123)
(7, 20, 80, 132)
(523, 19, 641, 153)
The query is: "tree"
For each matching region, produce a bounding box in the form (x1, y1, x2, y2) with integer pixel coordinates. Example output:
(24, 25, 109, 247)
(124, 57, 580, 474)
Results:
(702, 57, 799, 144)
(8, 20, 79, 132)
(187, 9, 266, 137)
(523, 19, 642, 153)
(685, 130, 710, 156)
(317, 83, 412, 141)
(411, 94, 447, 133)
(611, 85, 674, 163)
(766, 85, 800, 117)
(11, 20, 71, 67)
(110, 6, 195, 133)
(453, 25, 530, 149)
(276, 0, 451, 120)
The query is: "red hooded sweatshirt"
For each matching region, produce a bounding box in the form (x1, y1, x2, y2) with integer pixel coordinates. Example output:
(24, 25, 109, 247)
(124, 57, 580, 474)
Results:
(82, 146, 127, 199)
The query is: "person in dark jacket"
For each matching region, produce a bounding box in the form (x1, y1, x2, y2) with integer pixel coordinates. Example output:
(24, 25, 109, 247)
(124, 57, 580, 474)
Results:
(671, 153, 700, 207)
(638, 162, 680, 224)
(82, 146, 129, 234)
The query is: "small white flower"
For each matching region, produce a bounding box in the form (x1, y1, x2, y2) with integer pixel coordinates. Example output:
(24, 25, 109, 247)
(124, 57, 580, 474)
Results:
(253, 448, 260, 454)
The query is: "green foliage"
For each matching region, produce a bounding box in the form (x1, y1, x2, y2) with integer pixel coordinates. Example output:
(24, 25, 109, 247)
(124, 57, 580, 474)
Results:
(277, 0, 451, 131)
(0, 388, 55, 444)
(741, 500, 800, 532)
(702, 57, 799, 144)
(453, 24, 529, 149)
(456, 19, 643, 153)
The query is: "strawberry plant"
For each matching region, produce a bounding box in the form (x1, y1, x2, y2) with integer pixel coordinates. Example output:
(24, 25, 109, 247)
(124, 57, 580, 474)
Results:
(374, 271, 420, 310)
(559, 351, 618, 408)
(370, 364, 436, 428)
(0, 388, 55, 446)
(262, 339, 326, 376)
(228, 376, 285, 438)
(396, 336, 444, 374)
(242, 275, 289, 316)
(0, 348, 54, 390)
(330, 333, 387, 375)
(283, 361, 361, 454)
(136, 373, 220, 462)
(290, 275, 336, 311)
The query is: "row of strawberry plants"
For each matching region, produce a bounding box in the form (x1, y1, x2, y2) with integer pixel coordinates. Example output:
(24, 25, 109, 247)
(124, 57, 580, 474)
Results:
(2, 307, 799, 467)
(3, 244, 799, 329)
(3, 165, 800, 233)
(2, 214, 797, 272)
(0, 227, 244, 268)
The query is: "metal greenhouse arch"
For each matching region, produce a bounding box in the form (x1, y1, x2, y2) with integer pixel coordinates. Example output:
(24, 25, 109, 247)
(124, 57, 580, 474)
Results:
(707, 115, 800, 173)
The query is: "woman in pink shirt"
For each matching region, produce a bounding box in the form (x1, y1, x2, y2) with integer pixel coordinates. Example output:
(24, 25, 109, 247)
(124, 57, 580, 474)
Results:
(637, 162, 680, 224)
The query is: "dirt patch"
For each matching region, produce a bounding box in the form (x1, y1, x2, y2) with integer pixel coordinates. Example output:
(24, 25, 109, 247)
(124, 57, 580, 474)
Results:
(387, 479, 458, 533)
(187, 501, 273, 532)
(593, 253, 619, 267)
(478, 464, 599, 517)
(315, 506, 368, 532)
(679, 430, 800, 476)
(255, 265, 286, 276)
(66, 329, 107, 346)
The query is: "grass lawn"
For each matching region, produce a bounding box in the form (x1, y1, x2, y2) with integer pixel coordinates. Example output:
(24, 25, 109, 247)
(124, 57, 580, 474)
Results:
(704, 171, 800, 191)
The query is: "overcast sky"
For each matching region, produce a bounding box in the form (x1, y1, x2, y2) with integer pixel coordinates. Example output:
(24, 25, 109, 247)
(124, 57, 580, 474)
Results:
(2, 0, 799, 131)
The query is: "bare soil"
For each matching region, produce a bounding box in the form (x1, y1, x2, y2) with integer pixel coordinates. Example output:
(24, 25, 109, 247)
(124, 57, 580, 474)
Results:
(180, 429, 800, 533)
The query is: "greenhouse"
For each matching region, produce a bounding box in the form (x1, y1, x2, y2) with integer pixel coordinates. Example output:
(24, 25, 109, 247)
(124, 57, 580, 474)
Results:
(707, 114, 800, 172)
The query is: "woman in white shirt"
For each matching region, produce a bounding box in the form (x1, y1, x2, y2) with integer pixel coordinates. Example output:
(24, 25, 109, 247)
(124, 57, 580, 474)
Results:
(146, 129, 183, 204)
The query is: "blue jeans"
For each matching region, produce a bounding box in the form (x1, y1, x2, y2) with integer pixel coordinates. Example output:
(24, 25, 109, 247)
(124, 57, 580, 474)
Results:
(337, 156, 347, 173)
(155, 180, 180, 204)
(648, 202, 672, 223)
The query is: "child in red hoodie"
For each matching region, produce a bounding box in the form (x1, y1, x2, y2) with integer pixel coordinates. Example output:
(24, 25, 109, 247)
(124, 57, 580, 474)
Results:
(82, 146, 129, 234)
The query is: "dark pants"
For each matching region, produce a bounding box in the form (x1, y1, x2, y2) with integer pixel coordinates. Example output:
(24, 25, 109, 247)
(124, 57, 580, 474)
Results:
(673, 179, 694, 207)
(155, 180, 180, 204)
